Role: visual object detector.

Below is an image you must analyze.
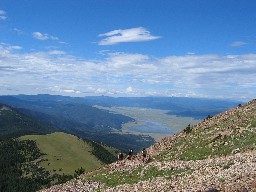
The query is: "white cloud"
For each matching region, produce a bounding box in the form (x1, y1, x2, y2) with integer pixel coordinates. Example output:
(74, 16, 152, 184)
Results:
(50, 36, 59, 40)
(32, 32, 60, 41)
(126, 86, 133, 93)
(98, 27, 161, 45)
(59, 41, 68, 44)
(0, 43, 255, 100)
(33, 32, 49, 40)
(0, 43, 22, 52)
(0, 16, 7, 20)
(10, 45, 23, 50)
(63, 89, 80, 93)
(230, 41, 247, 47)
(48, 50, 66, 55)
(48, 86, 81, 94)
(0, 10, 7, 20)
(13, 28, 22, 32)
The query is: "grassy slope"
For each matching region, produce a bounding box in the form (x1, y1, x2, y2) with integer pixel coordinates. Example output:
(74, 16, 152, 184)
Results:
(82, 100, 256, 188)
(20, 132, 103, 175)
(156, 100, 256, 161)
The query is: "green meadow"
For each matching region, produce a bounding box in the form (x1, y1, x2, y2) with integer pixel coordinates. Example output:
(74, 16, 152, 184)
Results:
(20, 132, 103, 175)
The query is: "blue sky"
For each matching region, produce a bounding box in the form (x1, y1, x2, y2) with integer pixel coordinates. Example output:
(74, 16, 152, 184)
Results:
(0, 0, 255, 101)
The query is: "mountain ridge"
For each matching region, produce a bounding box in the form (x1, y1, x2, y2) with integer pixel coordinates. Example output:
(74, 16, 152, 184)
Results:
(0, 103, 56, 138)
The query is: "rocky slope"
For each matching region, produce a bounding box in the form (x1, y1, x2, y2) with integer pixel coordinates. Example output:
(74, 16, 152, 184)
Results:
(40, 99, 256, 192)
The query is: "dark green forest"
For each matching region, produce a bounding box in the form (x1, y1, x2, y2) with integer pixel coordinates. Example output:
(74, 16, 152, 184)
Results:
(0, 138, 118, 192)
(0, 104, 56, 139)
(88, 140, 117, 164)
(0, 139, 52, 192)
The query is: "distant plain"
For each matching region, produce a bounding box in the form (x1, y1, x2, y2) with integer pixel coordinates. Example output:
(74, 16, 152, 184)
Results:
(95, 106, 199, 141)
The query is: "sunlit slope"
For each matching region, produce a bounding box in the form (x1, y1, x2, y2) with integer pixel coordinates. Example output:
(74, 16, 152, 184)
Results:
(89, 99, 256, 190)
(149, 99, 256, 161)
(20, 132, 116, 175)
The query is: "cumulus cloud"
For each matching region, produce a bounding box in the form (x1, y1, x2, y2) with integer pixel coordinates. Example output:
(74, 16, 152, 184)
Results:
(63, 89, 81, 93)
(0, 43, 255, 100)
(230, 41, 247, 47)
(32, 32, 59, 41)
(98, 27, 161, 45)
(126, 86, 133, 93)
(33, 32, 49, 40)
(0, 10, 7, 20)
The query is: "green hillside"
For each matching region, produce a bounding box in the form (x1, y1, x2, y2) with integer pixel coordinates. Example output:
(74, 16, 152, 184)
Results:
(20, 132, 117, 175)
(153, 100, 256, 161)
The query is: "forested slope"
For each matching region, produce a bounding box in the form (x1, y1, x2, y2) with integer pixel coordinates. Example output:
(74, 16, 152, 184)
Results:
(0, 104, 56, 138)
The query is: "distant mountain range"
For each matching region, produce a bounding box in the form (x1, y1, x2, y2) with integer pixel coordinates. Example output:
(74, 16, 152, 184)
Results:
(83, 95, 242, 119)
(0, 94, 242, 121)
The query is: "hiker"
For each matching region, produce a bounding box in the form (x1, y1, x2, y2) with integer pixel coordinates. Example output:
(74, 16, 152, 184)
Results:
(117, 152, 123, 161)
(127, 149, 133, 160)
(141, 148, 147, 162)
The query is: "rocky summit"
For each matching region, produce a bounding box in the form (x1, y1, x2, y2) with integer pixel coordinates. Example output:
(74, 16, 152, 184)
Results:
(40, 99, 256, 192)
